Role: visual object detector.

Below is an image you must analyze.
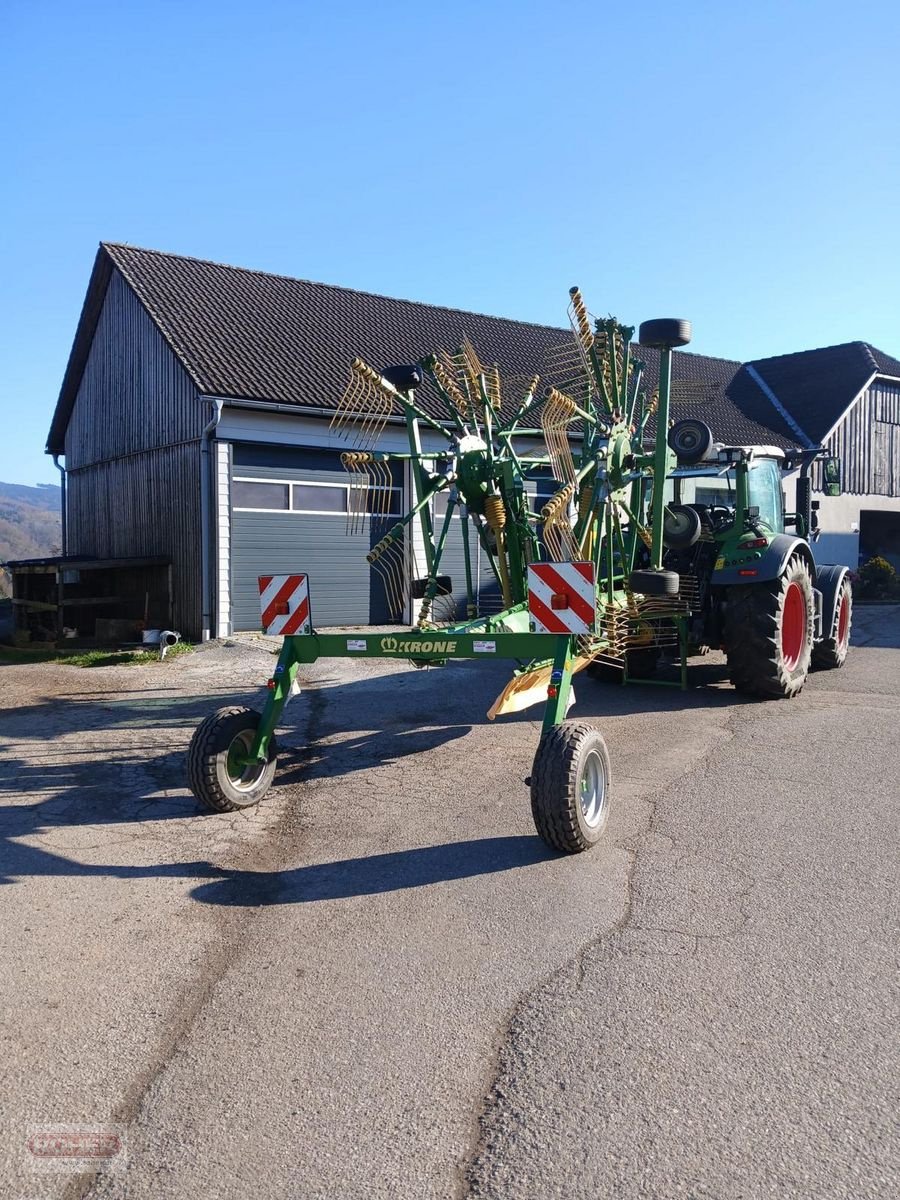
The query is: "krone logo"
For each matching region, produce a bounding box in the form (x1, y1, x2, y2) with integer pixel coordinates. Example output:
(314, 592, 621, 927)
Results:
(380, 636, 399, 652)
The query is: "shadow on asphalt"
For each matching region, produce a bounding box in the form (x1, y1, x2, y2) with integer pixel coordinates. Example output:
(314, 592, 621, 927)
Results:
(0, 652, 751, 889)
(188, 835, 558, 907)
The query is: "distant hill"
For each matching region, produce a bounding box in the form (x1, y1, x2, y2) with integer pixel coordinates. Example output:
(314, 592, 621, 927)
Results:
(0, 482, 62, 596)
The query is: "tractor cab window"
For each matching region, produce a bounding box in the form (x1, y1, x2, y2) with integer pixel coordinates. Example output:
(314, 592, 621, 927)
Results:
(746, 458, 784, 533)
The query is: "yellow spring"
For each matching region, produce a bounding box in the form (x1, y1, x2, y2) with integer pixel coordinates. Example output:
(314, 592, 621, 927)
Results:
(540, 482, 575, 524)
(485, 495, 506, 530)
(569, 286, 594, 348)
(578, 482, 594, 520)
(431, 358, 469, 416)
(486, 364, 501, 409)
(351, 358, 385, 388)
(367, 536, 389, 563)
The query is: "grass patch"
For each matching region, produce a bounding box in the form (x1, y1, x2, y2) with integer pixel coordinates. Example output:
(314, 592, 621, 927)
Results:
(0, 642, 195, 668)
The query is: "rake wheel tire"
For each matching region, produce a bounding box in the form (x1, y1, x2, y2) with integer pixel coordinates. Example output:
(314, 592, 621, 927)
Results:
(630, 568, 680, 596)
(638, 318, 692, 349)
(722, 556, 815, 698)
(668, 420, 713, 465)
(663, 504, 703, 548)
(530, 721, 611, 854)
(812, 574, 852, 669)
(187, 706, 278, 813)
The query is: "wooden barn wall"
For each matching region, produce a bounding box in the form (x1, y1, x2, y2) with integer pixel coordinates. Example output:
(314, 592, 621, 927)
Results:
(66, 444, 202, 638)
(822, 381, 900, 496)
(64, 269, 203, 470)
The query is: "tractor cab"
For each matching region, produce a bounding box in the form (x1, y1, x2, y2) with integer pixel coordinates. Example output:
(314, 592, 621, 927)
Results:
(668, 446, 787, 537)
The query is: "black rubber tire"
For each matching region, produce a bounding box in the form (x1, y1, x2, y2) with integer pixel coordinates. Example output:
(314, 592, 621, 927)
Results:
(629, 568, 680, 596)
(187, 706, 278, 812)
(626, 646, 660, 678)
(586, 658, 624, 683)
(530, 721, 611, 853)
(663, 504, 702, 549)
(812, 575, 852, 669)
(381, 363, 423, 393)
(638, 318, 692, 349)
(722, 555, 815, 698)
(668, 419, 713, 464)
(587, 645, 659, 682)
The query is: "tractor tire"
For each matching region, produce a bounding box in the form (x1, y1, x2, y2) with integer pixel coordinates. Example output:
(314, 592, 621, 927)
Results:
(668, 419, 713, 465)
(629, 568, 680, 596)
(722, 555, 815, 698)
(663, 504, 702, 548)
(187, 706, 278, 813)
(812, 574, 853, 669)
(638, 318, 692, 349)
(530, 721, 611, 854)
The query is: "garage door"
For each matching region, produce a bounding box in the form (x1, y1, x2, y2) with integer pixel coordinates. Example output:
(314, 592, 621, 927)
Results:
(427, 473, 553, 619)
(230, 444, 404, 630)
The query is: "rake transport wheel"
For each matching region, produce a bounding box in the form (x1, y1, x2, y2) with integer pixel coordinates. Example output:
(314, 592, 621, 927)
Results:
(723, 555, 815, 698)
(629, 568, 680, 596)
(812, 574, 853, 669)
(530, 721, 611, 853)
(187, 706, 278, 812)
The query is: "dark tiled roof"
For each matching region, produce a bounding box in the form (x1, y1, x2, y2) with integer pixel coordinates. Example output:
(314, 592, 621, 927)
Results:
(637, 350, 795, 449)
(868, 345, 900, 378)
(744, 342, 899, 445)
(49, 244, 892, 455)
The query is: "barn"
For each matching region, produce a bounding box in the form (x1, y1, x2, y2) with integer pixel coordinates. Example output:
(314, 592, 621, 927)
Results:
(39, 243, 900, 641)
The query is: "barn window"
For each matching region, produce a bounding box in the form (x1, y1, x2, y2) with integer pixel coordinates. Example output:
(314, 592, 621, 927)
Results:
(292, 484, 347, 513)
(367, 487, 403, 515)
(232, 480, 290, 510)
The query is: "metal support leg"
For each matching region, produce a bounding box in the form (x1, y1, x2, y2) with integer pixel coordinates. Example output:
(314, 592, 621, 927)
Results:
(541, 635, 575, 733)
(248, 638, 301, 762)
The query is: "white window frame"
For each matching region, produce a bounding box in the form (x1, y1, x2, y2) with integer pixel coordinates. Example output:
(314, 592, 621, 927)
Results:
(232, 476, 404, 517)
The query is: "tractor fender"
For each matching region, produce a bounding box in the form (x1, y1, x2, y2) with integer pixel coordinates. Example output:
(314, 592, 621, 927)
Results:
(711, 534, 817, 586)
(814, 564, 851, 632)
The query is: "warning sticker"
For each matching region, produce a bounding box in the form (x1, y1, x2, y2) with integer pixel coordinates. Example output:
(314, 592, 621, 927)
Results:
(347, 639, 367, 651)
(473, 640, 496, 654)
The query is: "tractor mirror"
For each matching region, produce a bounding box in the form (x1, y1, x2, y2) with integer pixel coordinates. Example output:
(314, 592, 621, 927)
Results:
(822, 456, 842, 497)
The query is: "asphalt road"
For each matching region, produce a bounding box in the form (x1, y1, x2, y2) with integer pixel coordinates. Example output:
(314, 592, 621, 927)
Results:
(1, 609, 898, 1199)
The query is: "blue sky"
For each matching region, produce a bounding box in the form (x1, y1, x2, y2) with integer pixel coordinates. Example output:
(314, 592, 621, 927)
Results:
(1, 0, 898, 486)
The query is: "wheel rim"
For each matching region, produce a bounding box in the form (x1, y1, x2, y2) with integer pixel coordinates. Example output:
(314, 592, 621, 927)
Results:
(580, 749, 608, 829)
(837, 591, 851, 649)
(781, 581, 807, 670)
(226, 729, 268, 792)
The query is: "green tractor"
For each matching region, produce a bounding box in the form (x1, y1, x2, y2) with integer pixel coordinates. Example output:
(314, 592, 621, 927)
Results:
(642, 424, 852, 698)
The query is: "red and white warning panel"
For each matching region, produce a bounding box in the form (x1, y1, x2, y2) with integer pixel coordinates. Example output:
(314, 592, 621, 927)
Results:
(258, 574, 311, 636)
(527, 562, 596, 634)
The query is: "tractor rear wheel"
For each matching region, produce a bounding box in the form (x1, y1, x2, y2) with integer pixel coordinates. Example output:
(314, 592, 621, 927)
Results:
(187, 706, 278, 812)
(812, 574, 853, 669)
(722, 555, 815, 698)
(530, 721, 611, 853)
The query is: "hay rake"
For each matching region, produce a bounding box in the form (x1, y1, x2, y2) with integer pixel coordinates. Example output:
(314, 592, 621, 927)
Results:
(188, 288, 698, 853)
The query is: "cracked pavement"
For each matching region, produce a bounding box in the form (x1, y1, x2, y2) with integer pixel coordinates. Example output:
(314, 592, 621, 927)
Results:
(1, 611, 898, 1198)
